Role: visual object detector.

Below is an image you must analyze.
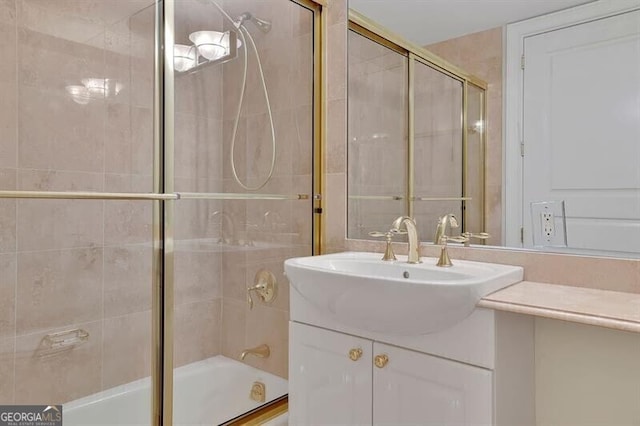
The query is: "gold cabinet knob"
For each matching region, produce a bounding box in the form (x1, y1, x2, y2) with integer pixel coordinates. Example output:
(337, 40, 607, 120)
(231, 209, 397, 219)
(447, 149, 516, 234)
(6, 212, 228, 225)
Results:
(374, 354, 389, 368)
(349, 348, 363, 361)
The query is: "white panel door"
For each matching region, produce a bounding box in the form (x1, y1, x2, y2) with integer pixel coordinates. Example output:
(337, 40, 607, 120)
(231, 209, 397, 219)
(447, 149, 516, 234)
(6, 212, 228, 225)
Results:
(523, 9, 640, 254)
(372, 342, 493, 426)
(289, 322, 373, 426)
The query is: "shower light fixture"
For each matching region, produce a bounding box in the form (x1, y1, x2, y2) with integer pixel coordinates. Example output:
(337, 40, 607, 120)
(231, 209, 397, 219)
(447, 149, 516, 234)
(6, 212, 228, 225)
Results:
(174, 30, 242, 73)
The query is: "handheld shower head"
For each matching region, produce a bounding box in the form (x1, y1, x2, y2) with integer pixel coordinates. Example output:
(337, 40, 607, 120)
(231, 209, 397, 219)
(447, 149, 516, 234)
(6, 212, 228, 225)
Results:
(236, 12, 272, 33)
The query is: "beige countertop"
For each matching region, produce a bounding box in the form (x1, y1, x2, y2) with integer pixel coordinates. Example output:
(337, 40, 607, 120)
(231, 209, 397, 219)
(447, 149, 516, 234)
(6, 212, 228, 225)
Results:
(478, 281, 640, 333)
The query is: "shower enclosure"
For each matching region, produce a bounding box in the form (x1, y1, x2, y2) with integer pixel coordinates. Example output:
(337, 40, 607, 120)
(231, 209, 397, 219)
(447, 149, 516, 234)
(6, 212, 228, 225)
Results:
(0, 0, 322, 424)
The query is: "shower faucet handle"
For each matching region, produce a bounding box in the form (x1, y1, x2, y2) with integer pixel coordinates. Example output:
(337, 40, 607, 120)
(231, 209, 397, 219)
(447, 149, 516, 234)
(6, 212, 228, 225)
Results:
(247, 269, 277, 309)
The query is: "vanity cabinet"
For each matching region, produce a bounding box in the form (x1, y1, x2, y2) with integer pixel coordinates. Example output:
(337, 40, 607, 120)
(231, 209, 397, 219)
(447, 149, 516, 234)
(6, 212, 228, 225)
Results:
(290, 322, 493, 426)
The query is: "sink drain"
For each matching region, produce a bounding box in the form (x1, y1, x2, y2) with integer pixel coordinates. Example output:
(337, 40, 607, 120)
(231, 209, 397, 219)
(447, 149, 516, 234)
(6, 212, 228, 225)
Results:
(403, 271, 410, 279)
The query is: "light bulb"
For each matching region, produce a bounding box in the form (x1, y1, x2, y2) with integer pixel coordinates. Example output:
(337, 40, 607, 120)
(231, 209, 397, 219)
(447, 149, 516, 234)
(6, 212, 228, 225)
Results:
(189, 30, 241, 61)
(174, 44, 197, 72)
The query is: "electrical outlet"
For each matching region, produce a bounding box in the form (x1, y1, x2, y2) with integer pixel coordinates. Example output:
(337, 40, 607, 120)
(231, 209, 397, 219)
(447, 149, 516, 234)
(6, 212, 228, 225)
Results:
(530, 200, 567, 247)
(541, 210, 554, 242)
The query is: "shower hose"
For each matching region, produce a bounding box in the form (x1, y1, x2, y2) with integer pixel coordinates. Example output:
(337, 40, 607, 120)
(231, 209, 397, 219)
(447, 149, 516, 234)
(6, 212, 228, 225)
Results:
(209, 0, 276, 191)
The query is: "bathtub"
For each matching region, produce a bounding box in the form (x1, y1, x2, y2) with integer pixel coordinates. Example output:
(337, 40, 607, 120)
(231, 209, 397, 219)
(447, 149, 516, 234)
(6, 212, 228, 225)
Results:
(63, 355, 288, 425)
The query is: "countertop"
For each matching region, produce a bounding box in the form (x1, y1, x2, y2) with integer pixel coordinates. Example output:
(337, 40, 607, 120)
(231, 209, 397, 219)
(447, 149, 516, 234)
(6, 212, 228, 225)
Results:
(478, 281, 640, 333)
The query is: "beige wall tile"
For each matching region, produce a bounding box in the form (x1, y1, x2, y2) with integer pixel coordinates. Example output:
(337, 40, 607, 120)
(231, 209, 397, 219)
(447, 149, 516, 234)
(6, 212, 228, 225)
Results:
(0, 82, 16, 170)
(104, 201, 153, 246)
(105, 102, 154, 176)
(14, 320, 101, 404)
(324, 172, 346, 250)
(0, 0, 15, 24)
(327, 0, 346, 26)
(103, 245, 152, 318)
(327, 22, 347, 102)
(17, 169, 103, 192)
(221, 250, 247, 303)
(0, 21, 16, 83)
(0, 254, 16, 338)
(292, 105, 313, 175)
(175, 250, 222, 306)
(0, 337, 15, 404)
(0, 169, 16, 252)
(102, 311, 151, 389)
(221, 298, 246, 362)
(326, 99, 346, 174)
(17, 86, 105, 173)
(16, 248, 103, 335)
(16, 199, 103, 251)
(174, 299, 221, 367)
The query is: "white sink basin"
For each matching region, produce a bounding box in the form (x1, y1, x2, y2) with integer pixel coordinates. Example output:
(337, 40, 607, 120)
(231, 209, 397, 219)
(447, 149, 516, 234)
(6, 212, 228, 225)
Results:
(285, 252, 523, 335)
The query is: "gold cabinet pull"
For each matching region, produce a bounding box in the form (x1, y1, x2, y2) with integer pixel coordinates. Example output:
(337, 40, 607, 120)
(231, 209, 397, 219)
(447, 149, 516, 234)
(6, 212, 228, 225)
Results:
(374, 354, 389, 368)
(349, 348, 363, 361)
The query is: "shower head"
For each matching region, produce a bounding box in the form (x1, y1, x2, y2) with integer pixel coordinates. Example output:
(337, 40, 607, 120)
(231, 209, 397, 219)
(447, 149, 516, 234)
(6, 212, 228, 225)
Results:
(236, 12, 272, 33)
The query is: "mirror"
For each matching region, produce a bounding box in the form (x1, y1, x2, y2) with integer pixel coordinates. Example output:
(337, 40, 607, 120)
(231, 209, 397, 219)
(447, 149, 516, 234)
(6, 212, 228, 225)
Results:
(347, 0, 640, 258)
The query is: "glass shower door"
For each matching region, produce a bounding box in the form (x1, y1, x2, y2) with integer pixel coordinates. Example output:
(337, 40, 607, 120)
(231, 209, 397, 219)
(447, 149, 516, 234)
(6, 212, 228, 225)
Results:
(170, 0, 318, 424)
(0, 0, 159, 424)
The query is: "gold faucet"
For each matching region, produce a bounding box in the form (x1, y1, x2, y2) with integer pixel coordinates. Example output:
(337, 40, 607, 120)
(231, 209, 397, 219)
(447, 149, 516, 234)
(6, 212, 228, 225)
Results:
(240, 344, 270, 361)
(391, 216, 421, 264)
(433, 214, 465, 267)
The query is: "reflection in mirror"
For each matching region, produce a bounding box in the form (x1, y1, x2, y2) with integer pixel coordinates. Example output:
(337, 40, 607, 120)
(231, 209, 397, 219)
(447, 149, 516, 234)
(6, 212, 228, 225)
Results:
(347, 15, 488, 244)
(347, 0, 640, 257)
(412, 60, 464, 240)
(347, 31, 408, 240)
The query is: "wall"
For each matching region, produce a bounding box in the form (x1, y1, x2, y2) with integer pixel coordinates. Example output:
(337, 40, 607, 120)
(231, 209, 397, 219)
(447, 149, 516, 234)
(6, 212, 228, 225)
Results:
(426, 27, 503, 245)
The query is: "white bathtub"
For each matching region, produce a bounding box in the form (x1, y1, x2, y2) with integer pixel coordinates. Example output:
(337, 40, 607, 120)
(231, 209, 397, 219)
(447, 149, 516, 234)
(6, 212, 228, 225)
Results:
(63, 355, 288, 425)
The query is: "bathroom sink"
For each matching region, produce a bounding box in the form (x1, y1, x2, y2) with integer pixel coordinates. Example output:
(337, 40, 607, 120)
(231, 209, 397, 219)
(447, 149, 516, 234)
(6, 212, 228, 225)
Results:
(285, 252, 523, 335)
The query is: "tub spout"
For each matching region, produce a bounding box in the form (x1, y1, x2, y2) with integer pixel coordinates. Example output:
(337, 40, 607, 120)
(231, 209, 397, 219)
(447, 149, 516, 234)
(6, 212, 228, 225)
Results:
(240, 344, 270, 361)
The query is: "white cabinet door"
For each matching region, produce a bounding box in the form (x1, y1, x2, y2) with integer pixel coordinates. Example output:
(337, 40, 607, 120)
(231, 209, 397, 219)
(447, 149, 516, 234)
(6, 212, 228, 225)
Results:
(289, 322, 373, 426)
(373, 342, 493, 426)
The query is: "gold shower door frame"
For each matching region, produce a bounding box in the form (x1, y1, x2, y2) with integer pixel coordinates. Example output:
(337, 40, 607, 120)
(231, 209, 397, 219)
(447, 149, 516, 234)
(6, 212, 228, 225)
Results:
(155, 0, 325, 425)
(348, 9, 487, 234)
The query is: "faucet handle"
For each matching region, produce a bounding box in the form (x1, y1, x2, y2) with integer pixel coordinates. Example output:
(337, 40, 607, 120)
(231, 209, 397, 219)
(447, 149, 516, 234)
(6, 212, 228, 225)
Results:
(247, 269, 277, 309)
(368, 230, 400, 261)
(461, 232, 491, 247)
(444, 235, 469, 244)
